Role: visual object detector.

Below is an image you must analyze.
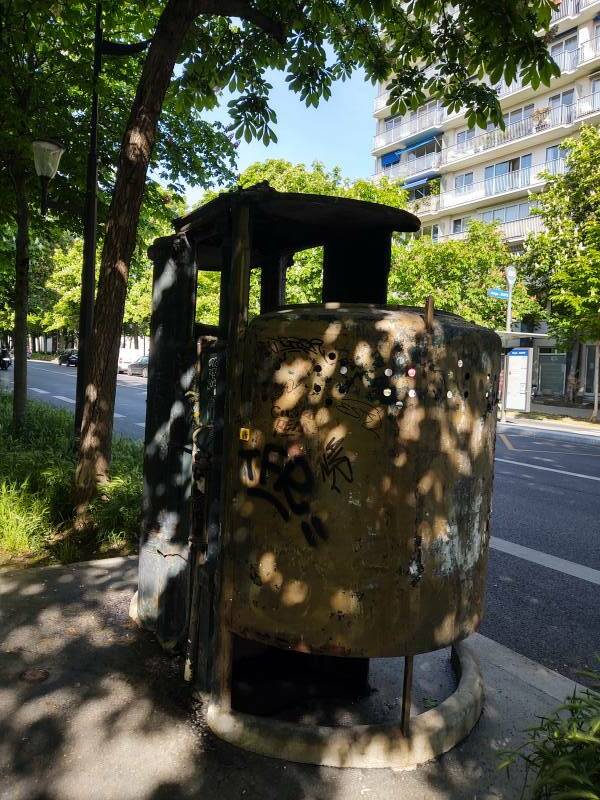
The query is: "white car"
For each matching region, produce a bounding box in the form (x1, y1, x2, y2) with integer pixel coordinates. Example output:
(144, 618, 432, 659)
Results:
(118, 352, 137, 373)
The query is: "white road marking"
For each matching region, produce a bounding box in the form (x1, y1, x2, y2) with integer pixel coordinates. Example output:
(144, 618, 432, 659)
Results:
(498, 433, 515, 451)
(30, 387, 49, 394)
(53, 395, 75, 404)
(113, 413, 125, 418)
(135, 422, 145, 428)
(491, 536, 600, 586)
(495, 457, 600, 482)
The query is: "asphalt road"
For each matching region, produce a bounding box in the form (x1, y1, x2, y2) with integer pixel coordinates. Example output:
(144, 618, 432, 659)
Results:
(0, 359, 147, 439)
(484, 423, 600, 684)
(2, 361, 599, 683)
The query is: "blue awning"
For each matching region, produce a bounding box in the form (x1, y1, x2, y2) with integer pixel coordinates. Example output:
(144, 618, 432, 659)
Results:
(403, 135, 439, 154)
(403, 177, 430, 189)
(381, 150, 402, 167)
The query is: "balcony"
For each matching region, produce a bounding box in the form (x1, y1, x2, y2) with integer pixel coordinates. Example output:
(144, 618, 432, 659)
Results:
(374, 107, 445, 149)
(442, 94, 600, 166)
(377, 150, 442, 180)
(551, 0, 599, 23)
(440, 216, 544, 242)
(407, 194, 441, 214)
(435, 160, 566, 211)
(374, 91, 390, 112)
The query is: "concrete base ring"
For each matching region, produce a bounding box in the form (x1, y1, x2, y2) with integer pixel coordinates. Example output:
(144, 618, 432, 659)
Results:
(206, 639, 484, 769)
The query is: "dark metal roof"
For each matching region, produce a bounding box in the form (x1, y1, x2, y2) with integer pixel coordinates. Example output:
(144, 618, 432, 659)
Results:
(174, 182, 420, 254)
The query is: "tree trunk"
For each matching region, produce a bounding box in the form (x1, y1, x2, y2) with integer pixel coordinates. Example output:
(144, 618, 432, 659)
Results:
(591, 343, 599, 422)
(11, 166, 29, 432)
(566, 339, 580, 403)
(75, 0, 204, 500)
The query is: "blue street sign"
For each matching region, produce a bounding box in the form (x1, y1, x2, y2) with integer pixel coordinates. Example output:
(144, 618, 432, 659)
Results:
(487, 287, 510, 300)
(509, 348, 529, 357)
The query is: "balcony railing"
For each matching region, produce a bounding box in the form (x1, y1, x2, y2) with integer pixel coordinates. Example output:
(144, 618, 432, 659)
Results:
(441, 94, 600, 165)
(374, 91, 390, 112)
(436, 159, 566, 210)
(551, 0, 599, 23)
(440, 216, 544, 241)
(374, 107, 445, 149)
(378, 150, 442, 179)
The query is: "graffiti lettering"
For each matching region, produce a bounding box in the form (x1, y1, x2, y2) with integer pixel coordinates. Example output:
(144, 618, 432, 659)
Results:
(239, 445, 327, 547)
(268, 337, 325, 359)
(319, 437, 353, 493)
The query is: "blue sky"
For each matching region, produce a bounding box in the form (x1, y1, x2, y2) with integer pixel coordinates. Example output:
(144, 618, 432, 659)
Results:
(185, 68, 376, 205)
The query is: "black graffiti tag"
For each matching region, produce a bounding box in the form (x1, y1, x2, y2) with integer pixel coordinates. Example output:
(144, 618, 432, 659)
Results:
(268, 337, 325, 359)
(239, 444, 327, 547)
(319, 437, 353, 493)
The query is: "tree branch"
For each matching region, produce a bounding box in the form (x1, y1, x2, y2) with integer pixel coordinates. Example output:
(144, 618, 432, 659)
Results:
(199, 0, 286, 45)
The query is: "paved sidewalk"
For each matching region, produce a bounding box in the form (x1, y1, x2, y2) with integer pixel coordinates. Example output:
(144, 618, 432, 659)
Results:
(0, 557, 582, 800)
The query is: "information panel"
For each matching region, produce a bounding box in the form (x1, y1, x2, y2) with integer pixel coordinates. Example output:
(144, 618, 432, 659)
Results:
(505, 347, 533, 412)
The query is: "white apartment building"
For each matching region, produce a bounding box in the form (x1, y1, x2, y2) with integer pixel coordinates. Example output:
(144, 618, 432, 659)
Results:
(373, 0, 600, 250)
(372, 0, 600, 398)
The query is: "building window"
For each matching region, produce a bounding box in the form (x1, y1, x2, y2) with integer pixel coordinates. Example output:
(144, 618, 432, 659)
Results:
(452, 217, 471, 234)
(545, 144, 568, 170)
(484, 154, 531, 194)
(410, 224, 439, 242)
(456, 128, 476, 149)
(481, 201, 530, 224)
(455, 172, 474, 194)
(550, 33, 578, 71)
(504, 104, 534, 127)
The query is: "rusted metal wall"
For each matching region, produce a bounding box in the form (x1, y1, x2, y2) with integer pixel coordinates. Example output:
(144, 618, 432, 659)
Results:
(228, 305, 501, 657)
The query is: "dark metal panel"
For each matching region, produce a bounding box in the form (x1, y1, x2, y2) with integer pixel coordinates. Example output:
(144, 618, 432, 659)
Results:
(138, 233, 198, 649)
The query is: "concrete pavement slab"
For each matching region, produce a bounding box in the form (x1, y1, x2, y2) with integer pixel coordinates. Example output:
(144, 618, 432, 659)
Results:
(0, 557, 583, 800)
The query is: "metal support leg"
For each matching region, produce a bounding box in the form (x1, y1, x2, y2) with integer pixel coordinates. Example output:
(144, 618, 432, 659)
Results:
(401, 654, 414, 737)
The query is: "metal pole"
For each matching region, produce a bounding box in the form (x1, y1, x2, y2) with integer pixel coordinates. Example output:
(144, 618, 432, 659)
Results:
(500, 270, 515, 424)
(75, 1, 102, 439)
(401, 654, 414, 737)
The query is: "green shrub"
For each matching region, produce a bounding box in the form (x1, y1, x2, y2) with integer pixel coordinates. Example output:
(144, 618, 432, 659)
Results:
(30, 352, 57, 361)
(0, 393, 143, 563)
(501, 660, 600, 799)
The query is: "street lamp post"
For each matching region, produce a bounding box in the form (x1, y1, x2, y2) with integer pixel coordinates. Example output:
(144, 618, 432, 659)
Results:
(501, 264, 518, 423)
(74, 2, 102, 440)
(74, 2, 150, 440)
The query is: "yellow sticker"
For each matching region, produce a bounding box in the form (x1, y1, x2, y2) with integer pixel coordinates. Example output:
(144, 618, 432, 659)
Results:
(239, 427, 250, 441)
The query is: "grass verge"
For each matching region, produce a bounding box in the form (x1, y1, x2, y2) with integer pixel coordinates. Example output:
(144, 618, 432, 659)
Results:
(501, 659, 600, 798)
(0, 393, 142, 567)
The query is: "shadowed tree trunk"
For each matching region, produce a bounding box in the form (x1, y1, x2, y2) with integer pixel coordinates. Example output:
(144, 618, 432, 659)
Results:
(566, 339, 580, 403)
(592, 343, 599, 422)
(11, 163, 30, 432)
(74, 0, 284, 503)
(75, 0, 204, 500)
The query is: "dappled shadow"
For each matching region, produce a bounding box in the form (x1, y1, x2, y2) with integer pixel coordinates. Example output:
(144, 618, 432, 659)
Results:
(0, 555, 539, 799)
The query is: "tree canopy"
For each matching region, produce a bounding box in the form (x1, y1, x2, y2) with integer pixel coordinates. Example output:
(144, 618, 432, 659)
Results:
(521, 125, 600, 348)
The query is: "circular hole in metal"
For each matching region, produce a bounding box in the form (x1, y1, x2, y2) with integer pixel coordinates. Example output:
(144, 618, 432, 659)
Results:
(407, 367, 417, 378)
(328, 352, 336, 360)
(396, 401, 403, 408)
(464, 391, 469, 399)
(458, 359, 463, 368)
(383, 388, 392, 397)
(384, 368, 393, 377)
(465, 372, 471, 380)
(314, 365, 322, 373)
(447, 390, 453, 399)
(340, 366, 348, 375)
(408, 389, 417, 398)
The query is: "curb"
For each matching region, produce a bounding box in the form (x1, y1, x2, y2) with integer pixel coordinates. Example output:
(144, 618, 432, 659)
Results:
(206, 639, 484, 770)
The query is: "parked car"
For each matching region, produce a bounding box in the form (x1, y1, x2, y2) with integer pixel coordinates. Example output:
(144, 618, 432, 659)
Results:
(66, 351, 78, 368)
(59, 348, 77, 365)
(127, 355, 149, 378)
(118, 353, 134, 373)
